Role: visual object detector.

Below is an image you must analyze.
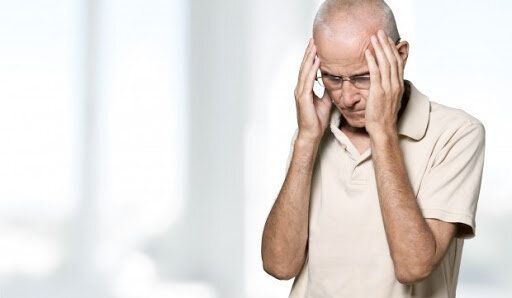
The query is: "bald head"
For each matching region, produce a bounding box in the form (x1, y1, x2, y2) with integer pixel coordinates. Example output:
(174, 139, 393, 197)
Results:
(313, 0, 400, 42)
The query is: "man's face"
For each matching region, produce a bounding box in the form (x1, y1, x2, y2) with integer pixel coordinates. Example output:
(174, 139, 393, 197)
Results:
(315, 29, 375, 129)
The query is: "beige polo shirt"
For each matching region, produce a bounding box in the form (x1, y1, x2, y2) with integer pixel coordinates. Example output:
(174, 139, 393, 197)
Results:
(285, 81, 486, 298)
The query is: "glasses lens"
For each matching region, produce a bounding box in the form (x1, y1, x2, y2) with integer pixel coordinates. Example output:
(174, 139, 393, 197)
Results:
(353, 77, 371, 89)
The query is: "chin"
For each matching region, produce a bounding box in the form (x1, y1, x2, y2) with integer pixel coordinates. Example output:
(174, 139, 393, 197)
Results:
(344, 117, 366, 128)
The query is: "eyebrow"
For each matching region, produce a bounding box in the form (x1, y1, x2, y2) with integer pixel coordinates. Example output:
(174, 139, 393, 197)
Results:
(321, 70, 370, 77)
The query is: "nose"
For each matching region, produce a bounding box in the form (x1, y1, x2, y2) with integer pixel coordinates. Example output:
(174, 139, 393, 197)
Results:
(339, 81, 361, 108)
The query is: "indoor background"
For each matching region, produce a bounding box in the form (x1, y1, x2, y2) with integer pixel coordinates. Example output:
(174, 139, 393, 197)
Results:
(0, 0, 510, 297)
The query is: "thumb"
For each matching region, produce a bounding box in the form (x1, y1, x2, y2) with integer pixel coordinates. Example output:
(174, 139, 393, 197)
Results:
(314, 91, 333, 117)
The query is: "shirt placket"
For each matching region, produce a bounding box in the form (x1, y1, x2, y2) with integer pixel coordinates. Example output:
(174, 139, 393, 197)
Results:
(332, 131, 374, 186)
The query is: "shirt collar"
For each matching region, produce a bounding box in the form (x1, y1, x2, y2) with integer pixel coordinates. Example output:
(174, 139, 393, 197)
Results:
(329, 80, 430, 141)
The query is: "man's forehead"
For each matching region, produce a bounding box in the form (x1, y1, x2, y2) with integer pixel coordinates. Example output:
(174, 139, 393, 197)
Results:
(319, 60, 368, 76)
(315, 27, 375, 75)
(312, 3, 394, 75)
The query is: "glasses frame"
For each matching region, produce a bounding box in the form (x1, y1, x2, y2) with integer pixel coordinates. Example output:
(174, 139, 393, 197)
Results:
(315, 37, 402, 91)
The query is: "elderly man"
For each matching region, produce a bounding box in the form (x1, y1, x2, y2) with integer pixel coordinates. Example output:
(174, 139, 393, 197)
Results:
(261, 0, 485, 297)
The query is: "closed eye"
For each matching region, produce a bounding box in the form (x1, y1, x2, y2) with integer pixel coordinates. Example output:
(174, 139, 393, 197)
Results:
(353, 76, 370, 80)
(325, 75, 342, 82)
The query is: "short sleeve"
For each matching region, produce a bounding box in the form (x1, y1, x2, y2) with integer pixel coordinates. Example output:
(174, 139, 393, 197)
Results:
(417, 122, 486, 239)
(284, 128, 300, 173)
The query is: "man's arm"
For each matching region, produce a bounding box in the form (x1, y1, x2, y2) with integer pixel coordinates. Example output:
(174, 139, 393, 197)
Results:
(370, 131, 456, 285)
(261, 38, 332, 280)
(261, 137, 319, 280)
(364, 30, 457, 285)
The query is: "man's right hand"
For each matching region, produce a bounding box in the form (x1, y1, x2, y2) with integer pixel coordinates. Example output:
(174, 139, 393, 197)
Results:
(294, 38, 333, 144)
(262, 39, 329, 279)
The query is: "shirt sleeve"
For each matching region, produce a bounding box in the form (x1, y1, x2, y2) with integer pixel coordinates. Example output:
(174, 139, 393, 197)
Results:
(416, 121, 486, 239)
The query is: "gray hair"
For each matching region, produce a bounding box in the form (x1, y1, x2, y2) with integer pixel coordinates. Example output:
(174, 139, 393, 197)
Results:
(313, 0, 400, 42)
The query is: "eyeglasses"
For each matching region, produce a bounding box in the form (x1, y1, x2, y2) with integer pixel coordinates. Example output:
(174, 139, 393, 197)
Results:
(315, 37, 401, 91)
(315, 71, 371, 90)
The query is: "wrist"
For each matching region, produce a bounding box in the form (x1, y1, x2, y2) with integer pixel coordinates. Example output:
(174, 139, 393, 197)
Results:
(367, 123, 397, 142)
(295, 134, 320, 151)
(366, 123, 397, 138)
(297, 131, 321, 144)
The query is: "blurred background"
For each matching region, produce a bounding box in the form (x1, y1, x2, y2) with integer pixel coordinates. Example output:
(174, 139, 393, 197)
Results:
(0, 0, 510, 297)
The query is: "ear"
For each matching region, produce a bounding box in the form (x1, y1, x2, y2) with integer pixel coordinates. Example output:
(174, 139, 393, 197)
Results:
(396, 40, 410, 66)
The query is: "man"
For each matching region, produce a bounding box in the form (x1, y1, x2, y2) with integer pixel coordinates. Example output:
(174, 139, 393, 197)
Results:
(261, 0, 486, 297)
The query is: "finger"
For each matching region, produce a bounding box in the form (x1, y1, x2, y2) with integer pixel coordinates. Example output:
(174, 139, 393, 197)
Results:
(378, 31, 398, 66)
(365, 49, 381, 89)
(298, 44, 317, 94)
(377, 31, 399, 90)
(320, 88, 331, 102)
(370, 34, 390, 89)
(299, 38, 313, 79)
(313, 88, 332, 115)
(296, 40, 313, 95)
(388, 36, 404, 86)
(303, 54, 320, 96)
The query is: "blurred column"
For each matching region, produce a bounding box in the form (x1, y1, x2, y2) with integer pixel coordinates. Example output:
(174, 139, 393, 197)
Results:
(243, 1, 320, 297)
(165, 0, 249, 298)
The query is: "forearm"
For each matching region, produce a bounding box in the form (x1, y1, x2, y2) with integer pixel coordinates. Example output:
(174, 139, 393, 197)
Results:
(261, 136, 319, 279)
(370, 130, 436, 282)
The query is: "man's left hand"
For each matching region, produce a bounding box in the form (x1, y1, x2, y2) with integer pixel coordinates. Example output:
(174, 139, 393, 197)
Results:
(364, 29, 405, 136)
